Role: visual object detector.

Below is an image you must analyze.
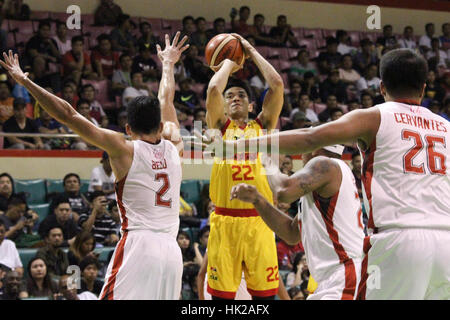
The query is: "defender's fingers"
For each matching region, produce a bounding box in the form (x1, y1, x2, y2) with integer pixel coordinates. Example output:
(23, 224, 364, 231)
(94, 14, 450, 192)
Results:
(177, 35, 188, 49)
(172, 31, 180, 46)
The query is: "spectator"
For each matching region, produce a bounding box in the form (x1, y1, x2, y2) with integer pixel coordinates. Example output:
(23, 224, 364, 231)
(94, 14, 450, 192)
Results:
(174, 77, 200, 115)
(351, 152, 363, 200)
(55, 274, 97, 300)
(62, 36, 97, 85)
(440, 98, 450, 121)
(0, 220, 23, 276)
(317, 37, 342, 73)
(277, 237, 304, 271)
(287, 282, 308, 300)
(234, 52, 258, 82)
(289, 49, 317, 80)
(11, 81, 31, 104)
(398, 26, 417, 50)
(5, 0, 29, 20)
(122, 71, 150, 108)
(419, 23, 438, 53)
(338, 54, 361, 85)
(191, 17, 209, 55)
(319, 69, 347, 103)
(285, 252, 309, 288)
(330, 107, 343, 121)
(94, 0, 123, 26)
(282, 110, 311, 131)
(68, 231, 97, 266)
(354, 38, 378, 74)
(230, 6, 251, 37)
(376, 24, 399, 50)
(361, 92, 374, 109)
(52, 21, 72, 55)
(110, 14, 136, 55)
(0, 270, 21, 300)
(88, 151, 116, 200)
(177, 230, 202, 268)
(136, 22, 160, 54)
(39, 196, 78, 247)
(131, 44, 159, 83)
(336, 30, 356, 55)
(289, 94, 319, 123)
(0, 81, 15, 126)
(76, 98, 99, 128)
(0, 172, 14, 212)
(26, 257, 57, 298)
(194, 225, 209, 259)
(91, 34, 120, 79)
(107, 199, 120, 225)
(192, 107, 207, 133)
(347, 99, 361, 112)
(79, 256, 103, 296)
(206, 17, 227, 40)
(356, 63, 381, 98)
(79, 84, 108, 128)
(180, 15, 196, 40)
(183, 45, 211, 83)
(439, 23, 450, 51)
(78, 191, 119, 247)
(108, 109, 127, 134)
(284, 79, 303, 114)
(61, 82, 79, 109)
(250, 69, 269, 101)
(318, 94, 339, 122)
(269, 15, 299, 48)
(36, 226, 70, 278)
(2, 98, 45, 149)
(426, 37, 449, 69)
(423, 70, 446, 105)
(25, 20, 60, 71)
(280, 155, 295, 176)
(112, 53, 133, 95)
(35, 107, 71, 150)
(302, 71, 320, 102)
(248, 14, 276, 47)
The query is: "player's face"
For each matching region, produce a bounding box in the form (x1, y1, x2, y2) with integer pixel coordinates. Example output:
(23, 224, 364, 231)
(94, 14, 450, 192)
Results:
(224, 87, 249, 118)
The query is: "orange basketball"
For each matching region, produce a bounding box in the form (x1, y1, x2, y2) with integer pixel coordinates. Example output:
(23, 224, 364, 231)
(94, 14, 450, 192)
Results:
(205, 33, 245, 71)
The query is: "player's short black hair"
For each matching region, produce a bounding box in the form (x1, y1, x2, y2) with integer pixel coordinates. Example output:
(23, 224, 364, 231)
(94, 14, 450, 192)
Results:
(81, 84, 95, 93)
(224, 78, 253, 102)
(127, 96, 161, 135)
(380, 49, 428, 98)
(71, 35, 84, 45)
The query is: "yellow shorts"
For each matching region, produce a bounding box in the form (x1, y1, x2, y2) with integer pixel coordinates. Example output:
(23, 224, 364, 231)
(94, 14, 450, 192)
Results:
(206, 211, 279, 299)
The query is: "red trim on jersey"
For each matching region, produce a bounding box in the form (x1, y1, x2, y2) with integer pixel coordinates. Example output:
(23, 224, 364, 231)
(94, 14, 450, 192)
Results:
(254, 117, 264, 129)
(394, 99, 421, 106)
(356, 236, 372, 300)
(214, 207, 259, 217)
(221, 118, 232, 136)
(313, 191, 357, 300)
(115, 174, 128, 231)
(99, 231, 129, 300)
(247, 287, 279, 297)
(207, 283, 236, 299)
(361, 139, 376, 230)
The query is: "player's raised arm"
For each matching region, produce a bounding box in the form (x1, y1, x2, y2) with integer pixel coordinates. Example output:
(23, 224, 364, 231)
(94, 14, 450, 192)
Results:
(0, 51, 129, 158)
(232, 34, 284, 130)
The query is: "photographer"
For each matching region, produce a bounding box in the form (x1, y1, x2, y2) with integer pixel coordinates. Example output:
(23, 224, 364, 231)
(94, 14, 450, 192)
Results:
(78, 191, 119, 247)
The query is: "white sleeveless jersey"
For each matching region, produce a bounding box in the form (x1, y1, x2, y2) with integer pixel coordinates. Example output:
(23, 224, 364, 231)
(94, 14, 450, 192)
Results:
(115, 139, 182, 239)
(361, 102, 450, 233)
(298, 159, 365, 283)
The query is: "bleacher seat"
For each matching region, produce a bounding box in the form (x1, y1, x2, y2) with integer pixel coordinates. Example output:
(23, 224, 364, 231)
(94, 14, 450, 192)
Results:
(279, 60, 292, 72)
(286, 48, 299, 60)
(46, 179, 64, 196)
(321, 29, 336, 38)
(254, 46, 270, 58)
(15, 179, 46, 204)
(81, 14, 95, 27)
(29, 203, 50, 223)
(291, 27, 303, 39)
(180, 180, 201, 205)
(95, 247, 115, 262)
(8, 20, 34, 34)
(138, 17, 162, 30)
(30, 11, 50, 21)
(51, 12, 70, 23)
(6, 32, 15, 48)
(19, 248, 38, 269)
(347, 31, 362, 47)
(303, 28, 323, 39)
(80, 179, 90, 194)
(298, 38, 317, 51)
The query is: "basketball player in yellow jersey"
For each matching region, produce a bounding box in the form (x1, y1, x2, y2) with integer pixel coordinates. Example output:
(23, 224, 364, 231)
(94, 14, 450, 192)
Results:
(205, 33, 284, 300)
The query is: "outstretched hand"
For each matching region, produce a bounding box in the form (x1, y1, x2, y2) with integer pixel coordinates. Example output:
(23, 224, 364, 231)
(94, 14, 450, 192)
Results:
(157, 31, 189, 64)
(0, 50, 29, 86)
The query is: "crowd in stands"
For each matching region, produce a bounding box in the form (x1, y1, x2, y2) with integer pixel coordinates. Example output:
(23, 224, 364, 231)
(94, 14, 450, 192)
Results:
(0, 1, 449, 300)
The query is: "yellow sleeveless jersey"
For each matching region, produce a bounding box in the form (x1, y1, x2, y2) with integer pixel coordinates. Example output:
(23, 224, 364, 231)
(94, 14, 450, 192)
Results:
(209, 118, 273, 215)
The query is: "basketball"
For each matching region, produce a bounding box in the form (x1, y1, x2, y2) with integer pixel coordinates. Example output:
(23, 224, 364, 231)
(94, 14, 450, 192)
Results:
(205, 33, 245, 72)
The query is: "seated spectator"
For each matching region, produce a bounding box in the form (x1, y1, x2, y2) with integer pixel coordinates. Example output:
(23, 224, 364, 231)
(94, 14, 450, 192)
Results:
(177, 230, 202, 269)
(269, 15, 298, 48)
(277, 237, 304, 271)
(0, 270, 21, 300)
(53, 21, 72, 55)
(94, 0, 122, 26)
(347, 99, 361, 112)
(179, 15, 196, 41)
(234, 54, 258, 82)
(194, 225, 209, 259)
(376, 24, 400, 50)
(289, 50, 317, 81)
(426, 37, 449, 69)
(62, 36, 97, 85)
(35, 107, 71, 150)
(419, 23, 438, 53)
(191, 17, 209, 55)
(423, 70, 446, 105)
(112, 53, 133, 95)
(192, 107, 207, 134)
(287, 282, 308, 300)
(206, 17, 227, 40)
(0, 172, 15, 212)
(317, 37, 342, 73)
(319, 69, 347, 103)
(302, 72, 320, 102)
(248, 13, 276, 47)
(330, 107, 344, 121)
(107, 199, 120, 224)
(250, 69, 269, 102)
(122, 71, 151, 108)
(318, 94, 339, 122)
(5, 0, 29, 20)
(183, 45, 211, 84)
(36, 226, 70, 278)
(39, 196, 79, 247)
(338, 54, 361, 85)
(136, 22, 160, 54)
(354, 38, 378, 74)
(61, 82, 79, 109)
(174, 78, 200, 115)
(25, 20, 60, 72)
(398, 26, 417, 50)
(132, 44, 159, 83)
(78, 256, 103, 296)
(282, 110, 311, 131)
(55, 274, 97, 300)
(108, 109, 127, 134)
(279, 155, 295, 176)
(91, 34, 120, 80)
(289, 93, 319, 124)
(3, 98, 45, 149)
(79, 84, 108, 128)
(284, 79, 302, 116)
(0, 220, 23, 276)
(336, 30, 357, 55)
(439, 23, 450, 51)
(285, 252, 309, 288)
(110, 14, 136, 55)
(78, 191, 119, 247)
(11, 81, 31, 104)
(26, 257, 57, 298)
(230, 6, 251, 37)
(0, 81, 15, 126)
(356, 63, 381, 98)
(68, 231, 97, 266)
(88, 152, 115, 200)
(361, 92, 374, 109)
(76, 98, 99, 128)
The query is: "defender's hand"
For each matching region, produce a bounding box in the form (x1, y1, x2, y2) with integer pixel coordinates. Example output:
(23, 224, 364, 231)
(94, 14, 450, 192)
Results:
(0, 50, 29, 86)
(156, 32, 189, 64)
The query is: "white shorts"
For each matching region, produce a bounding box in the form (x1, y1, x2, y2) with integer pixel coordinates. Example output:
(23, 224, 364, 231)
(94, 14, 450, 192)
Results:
(99, 229, 183, 300)
(357, 228, 450, 300)
(307, 259, 361, 300)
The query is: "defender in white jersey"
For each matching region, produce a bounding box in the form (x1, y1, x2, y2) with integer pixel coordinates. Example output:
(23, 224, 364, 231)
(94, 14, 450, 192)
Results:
(0, 33, 190, 300)
(222, 49, 450, 299)
(231, 145, 365, 300)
